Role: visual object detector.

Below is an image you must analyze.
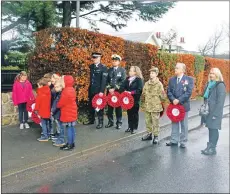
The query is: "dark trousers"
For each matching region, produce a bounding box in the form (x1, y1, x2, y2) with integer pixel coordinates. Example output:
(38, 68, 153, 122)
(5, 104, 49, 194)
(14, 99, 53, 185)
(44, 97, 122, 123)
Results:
(88, 94, 104, 123)
(18, 103, 28, 124)
(208, 128, 219, 147)
(107, 105, 122, 125)
(127, 104, 140, 130)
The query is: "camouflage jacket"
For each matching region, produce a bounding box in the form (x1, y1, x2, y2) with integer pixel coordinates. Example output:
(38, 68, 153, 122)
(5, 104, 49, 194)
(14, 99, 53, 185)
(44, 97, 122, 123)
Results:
(141, 78, 166, 112)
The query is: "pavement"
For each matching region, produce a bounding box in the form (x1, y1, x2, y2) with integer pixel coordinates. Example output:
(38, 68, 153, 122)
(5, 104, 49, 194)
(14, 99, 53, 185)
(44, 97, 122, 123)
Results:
(2, 115, 229, 193)
(1, 94, 229, 178)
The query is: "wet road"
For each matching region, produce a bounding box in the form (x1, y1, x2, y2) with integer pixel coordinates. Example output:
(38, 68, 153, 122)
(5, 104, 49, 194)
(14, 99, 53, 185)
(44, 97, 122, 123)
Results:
(2, 116, 229, 193)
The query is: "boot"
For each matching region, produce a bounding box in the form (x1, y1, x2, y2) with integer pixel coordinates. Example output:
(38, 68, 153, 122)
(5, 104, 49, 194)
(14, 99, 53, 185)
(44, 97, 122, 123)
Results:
(202, 143, 217, 155)
(105, 122, 113, 128)
(130, 128, 136, 134)
(141, 133, 152, 141)
(116, 123, 122, 130)
(201, 142, 210, 153)
(96, 119, 103, 129)
(125, 128, 131, 133)
(152, 136, 159, 144)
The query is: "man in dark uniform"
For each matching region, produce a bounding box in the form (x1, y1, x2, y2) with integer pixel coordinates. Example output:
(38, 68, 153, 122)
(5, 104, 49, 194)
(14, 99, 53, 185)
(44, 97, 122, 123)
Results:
(105, 54, 126, 129)
(84, 52, 108, 129)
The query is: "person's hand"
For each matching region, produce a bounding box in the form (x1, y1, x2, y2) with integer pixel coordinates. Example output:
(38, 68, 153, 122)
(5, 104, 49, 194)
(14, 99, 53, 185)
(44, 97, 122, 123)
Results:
(109, 89, 115, 94)
(51, 112, 53, 115)
(125, 91, 131, 94)
(173, 99, 179, 105)
(99, 92, 104, 97)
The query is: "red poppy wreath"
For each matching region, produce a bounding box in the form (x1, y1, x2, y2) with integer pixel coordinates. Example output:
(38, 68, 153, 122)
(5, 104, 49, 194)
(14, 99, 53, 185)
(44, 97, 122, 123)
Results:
(26, 99, 41, 125)
(26, 99, 36, 112)
(107, 91, 121, 108)
(166, 104, 185, 122)
(92, 94, 107, 111)
(120, 92, 134, 110)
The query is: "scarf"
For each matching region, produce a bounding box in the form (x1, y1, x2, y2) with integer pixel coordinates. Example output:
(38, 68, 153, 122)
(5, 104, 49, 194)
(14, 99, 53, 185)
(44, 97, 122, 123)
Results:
(128, 76, 136, 85)
(203, 81, 216, 99)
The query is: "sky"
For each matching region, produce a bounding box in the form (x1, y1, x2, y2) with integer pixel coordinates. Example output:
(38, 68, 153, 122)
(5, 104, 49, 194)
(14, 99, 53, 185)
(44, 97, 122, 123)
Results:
(77, 1, 229, 54)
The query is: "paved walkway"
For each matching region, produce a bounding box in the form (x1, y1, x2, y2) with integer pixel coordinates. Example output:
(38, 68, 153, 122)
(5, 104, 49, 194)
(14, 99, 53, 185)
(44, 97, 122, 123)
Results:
(2, 95, 229, 176)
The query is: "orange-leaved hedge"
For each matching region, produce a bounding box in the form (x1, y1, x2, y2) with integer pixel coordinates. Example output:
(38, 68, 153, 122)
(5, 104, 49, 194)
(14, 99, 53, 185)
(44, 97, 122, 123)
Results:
(28, 27, 158, 102)
(29, 27, 229, 105)
(203, 57, 230, 93)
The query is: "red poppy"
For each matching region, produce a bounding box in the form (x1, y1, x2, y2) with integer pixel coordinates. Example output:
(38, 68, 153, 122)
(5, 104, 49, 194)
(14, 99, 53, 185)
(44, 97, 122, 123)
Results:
(31, 111, 41, 124)
(107, 91, 121, 108)
(166, 104, 185, 122)
(92, 94, 107, 110)
(26, 99, 36, 112)
(120, 92, 134, 110)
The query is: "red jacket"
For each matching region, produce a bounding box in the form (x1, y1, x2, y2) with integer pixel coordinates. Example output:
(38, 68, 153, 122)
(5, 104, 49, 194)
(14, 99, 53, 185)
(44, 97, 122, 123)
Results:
(12, 80, 34, 106)
(34, 86, 51, 119)
(57, 75, 78, 122)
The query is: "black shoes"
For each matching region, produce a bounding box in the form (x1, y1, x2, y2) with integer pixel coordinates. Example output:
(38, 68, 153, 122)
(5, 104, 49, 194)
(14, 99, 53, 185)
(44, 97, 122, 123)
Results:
(96, 123, 103, 129)
(83, 120, 95, 125)
(105, 123, 114, 128)
(166, 142, 178, 146)
(125, 128, 131, 132)
(142, 133, 152, 141)
(60, 143, 74, 151)
(201, 142, 216, 155)
(116, 124, 122, 129)
(152, 136, 159, 144)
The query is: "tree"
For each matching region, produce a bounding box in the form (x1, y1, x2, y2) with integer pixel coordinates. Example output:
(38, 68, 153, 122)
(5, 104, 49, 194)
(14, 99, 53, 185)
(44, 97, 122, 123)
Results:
(198, 38, 213, 56)
(198, 25, 227, 57)
(58, 1, 175, 30)
(1, 1, 57, 34)
(160, 28, 177, 53)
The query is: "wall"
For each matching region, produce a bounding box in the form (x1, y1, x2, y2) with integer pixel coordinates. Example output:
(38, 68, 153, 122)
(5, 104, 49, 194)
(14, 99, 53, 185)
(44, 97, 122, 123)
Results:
(2, 92, 19, 126)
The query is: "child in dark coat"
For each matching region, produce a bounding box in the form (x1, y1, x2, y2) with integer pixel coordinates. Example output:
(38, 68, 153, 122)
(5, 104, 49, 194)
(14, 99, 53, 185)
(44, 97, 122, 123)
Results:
(35, 78, 51, 142)
(51, 81, 65, 147)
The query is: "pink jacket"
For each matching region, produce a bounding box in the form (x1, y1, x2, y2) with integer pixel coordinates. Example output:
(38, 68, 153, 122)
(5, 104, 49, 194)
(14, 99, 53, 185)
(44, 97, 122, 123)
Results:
(12, 80, 34, 106)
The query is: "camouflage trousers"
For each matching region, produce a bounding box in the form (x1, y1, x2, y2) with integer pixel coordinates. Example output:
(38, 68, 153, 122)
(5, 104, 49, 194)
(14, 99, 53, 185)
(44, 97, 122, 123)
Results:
(145, 112, 160, 136)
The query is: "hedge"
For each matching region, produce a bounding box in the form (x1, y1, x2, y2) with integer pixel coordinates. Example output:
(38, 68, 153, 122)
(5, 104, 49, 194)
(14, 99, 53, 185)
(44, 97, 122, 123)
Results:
(29, 27, 230, 104)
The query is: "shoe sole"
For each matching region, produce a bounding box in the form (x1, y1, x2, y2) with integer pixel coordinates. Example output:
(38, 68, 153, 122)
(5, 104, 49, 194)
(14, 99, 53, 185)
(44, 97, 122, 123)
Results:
(53, 144, 65, 147)
(37, 140, 49, 142)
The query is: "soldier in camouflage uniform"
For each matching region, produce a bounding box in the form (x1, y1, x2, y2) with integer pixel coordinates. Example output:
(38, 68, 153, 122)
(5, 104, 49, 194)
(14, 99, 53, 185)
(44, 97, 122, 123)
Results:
(141, 67, 166, 144)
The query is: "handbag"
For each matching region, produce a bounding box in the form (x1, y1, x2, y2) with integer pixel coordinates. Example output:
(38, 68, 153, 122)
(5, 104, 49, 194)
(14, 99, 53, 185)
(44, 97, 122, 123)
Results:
(199, 102, 209, 117)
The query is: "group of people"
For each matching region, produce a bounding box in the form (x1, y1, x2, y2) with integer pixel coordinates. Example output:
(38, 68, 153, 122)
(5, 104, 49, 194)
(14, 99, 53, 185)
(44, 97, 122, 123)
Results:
(12, 72, 77, 150)
(12, 51, 226, 155)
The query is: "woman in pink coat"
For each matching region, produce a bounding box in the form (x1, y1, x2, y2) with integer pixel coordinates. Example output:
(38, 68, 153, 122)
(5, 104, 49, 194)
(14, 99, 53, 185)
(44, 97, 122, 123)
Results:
(12, 71, 34, 129)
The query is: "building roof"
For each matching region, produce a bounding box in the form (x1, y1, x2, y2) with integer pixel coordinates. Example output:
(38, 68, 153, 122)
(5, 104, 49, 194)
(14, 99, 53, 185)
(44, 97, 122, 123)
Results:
(112, 31, 160, 46)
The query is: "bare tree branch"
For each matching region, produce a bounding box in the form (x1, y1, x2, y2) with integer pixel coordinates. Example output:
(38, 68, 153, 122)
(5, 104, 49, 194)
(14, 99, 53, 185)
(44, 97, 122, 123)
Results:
(198, 38, 213, 56)
(211, 25, 225, 57)
(161, 28, 177, 45)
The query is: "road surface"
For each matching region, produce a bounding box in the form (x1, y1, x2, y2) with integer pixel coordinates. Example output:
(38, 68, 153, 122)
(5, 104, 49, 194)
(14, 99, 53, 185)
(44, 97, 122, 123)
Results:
(2, 115, 229, 193)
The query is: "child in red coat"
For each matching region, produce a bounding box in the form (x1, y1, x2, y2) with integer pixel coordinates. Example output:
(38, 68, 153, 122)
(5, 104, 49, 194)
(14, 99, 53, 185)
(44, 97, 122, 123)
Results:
(57, 75, 78, 151)
(34, 78, 51, 142)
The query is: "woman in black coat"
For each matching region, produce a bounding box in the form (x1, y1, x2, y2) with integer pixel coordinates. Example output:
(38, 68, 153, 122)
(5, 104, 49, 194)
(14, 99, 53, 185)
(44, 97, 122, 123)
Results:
(120, 66, 143, 134)
(201, 68, 226, 155)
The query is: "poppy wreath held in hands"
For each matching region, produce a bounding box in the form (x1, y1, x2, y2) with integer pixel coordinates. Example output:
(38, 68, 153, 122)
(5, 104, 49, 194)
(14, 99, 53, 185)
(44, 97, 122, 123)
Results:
(107, 91, 121, 108)
(166, 104, 185, 122)
(26, 99, 41, 125)
(120, 92, 134, 110)
(92, 94, 107, 110)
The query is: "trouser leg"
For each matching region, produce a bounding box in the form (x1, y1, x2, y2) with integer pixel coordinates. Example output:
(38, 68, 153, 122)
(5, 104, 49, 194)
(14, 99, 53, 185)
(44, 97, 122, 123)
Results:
(145, 112, 153, 134)
(22, 103, 28, 123)
(171, 122, 180, 144)
(180, 112, 188, 143)
(152, 112, 160, 137)
(115, 106, 122, 125)
(18, 103, 24, 123)
(107, 105, 114, 124)
(209, 128, 219, 147)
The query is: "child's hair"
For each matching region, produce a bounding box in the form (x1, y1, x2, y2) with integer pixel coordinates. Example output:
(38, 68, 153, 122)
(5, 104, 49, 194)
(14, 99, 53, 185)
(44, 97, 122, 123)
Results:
(37, 77, 49, 86)
(130, 66, 143, 79)
(14, 71, 27, 81)
(52, 73, 60, 80)
(54, 80, 63, 88)
(43, 73, 53, 82)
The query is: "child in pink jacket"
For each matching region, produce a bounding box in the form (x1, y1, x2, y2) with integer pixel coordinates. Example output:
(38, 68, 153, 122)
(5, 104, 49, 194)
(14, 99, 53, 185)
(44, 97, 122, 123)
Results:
(12, 71, 34, 129)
